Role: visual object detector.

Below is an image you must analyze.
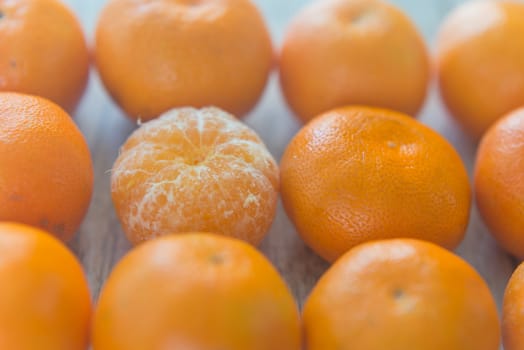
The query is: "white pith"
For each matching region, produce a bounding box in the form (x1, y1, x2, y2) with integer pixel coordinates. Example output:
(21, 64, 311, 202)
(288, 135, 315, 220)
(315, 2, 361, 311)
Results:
(111, 107, 278, 242)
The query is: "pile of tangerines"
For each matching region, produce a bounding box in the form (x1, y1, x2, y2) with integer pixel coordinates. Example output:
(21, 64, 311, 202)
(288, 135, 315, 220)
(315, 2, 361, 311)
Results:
(1, 0, 524, 349)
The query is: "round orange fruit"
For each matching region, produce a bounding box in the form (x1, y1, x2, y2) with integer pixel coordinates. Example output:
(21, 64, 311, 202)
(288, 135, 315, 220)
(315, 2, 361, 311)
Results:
(0, 222, 91, 350)
(280, 106, 471, 262)
(111, 107, 279, 245)
(92, 233, 301, 350)
(279, 0, 430, 123)
(474, 107, 524, 258)
(503, 261, 524, 350)
(95, 0, 273, 121)
(0, 92, 93, 241)
(303, 238, 500, 350)
(0, 0, 89, 112)
(436, 0, 524, 138)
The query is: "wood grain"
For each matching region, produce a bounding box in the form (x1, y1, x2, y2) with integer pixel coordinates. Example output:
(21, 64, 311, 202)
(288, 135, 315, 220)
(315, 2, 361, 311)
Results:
(63, 0, 516, 314)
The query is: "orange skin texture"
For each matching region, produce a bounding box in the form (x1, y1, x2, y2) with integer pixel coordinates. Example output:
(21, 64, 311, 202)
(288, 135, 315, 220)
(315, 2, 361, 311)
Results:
(503, 261, 524, 350)
(303, 239, 500, 350)
(474, 108, 524, 259)
(95, 0, 273, 121)
(436, 0, 524, 139)
(0, 222, 91, 350)
(278, 0, 430, 123)
(280, 106, 471, 262)
(111, 107, 279, 246)
(0, 0, 89, 113)
(93, 233, 301, 350)
(0, 93, 94, 241)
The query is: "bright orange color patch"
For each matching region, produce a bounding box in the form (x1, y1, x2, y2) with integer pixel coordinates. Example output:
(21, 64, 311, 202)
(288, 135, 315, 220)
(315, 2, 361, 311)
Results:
(93, 233, 301, 350)
(280, 106, 471, 262)
(279, 0, 430, 123)
(0, 0, 89, 112)
(95, 0, 273, 121)
(474, 107, 524, 259)
(436, 0, 524, 139)
(303, 239, 500, 350)
(111, 107, 279, 245)
(503, 261, 524, 350)
(0, 222, 91, 350)
(0, 93, 93, 241)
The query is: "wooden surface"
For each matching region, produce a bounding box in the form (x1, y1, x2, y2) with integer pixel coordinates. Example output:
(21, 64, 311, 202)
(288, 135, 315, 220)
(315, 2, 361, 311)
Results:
(64, 0, 517, 312)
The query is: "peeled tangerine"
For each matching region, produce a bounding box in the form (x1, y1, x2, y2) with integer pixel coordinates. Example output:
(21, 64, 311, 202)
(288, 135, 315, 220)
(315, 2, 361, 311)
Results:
(111, 107, 279, 245)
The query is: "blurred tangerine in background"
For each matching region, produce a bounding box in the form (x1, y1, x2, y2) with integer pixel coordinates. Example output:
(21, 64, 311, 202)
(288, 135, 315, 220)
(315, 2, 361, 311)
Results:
(93, 233, 301, 350)
(279, 0, 430, 123)
(0, 0, 89, 112)
(503, 261, 524, 350)
(436, 0, 524, 139)
(474, 107, 524, 259)
(95, 0, 274, 121)
(303, 239, 500, 350)
(0, 222, 91, 350)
